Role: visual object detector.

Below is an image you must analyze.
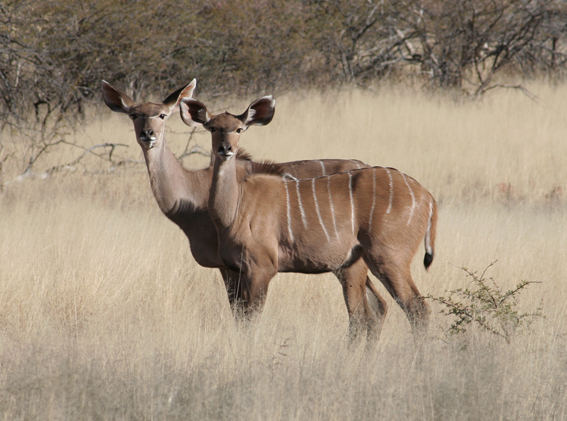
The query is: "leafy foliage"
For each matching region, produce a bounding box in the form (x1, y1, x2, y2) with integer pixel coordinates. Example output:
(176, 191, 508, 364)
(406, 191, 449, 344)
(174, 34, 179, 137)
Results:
(1, 0, 567, 178)
(428, 262, 543, 344)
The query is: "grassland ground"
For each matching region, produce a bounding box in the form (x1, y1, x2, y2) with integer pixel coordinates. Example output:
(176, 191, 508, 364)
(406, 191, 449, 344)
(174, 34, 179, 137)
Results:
(0, 83, 566, 419)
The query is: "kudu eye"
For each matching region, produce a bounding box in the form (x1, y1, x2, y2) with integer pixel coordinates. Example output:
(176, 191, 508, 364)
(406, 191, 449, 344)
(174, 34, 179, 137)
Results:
(159, 113, 166, 119)
(236, 128, 243, 134)
(129, 113, 138, 120)
(209, 127, 217, 133)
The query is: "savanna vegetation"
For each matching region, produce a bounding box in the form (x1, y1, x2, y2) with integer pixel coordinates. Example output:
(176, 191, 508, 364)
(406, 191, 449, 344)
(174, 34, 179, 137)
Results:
(1, 84, 566, 420)
(2, 0, 567, 180)
(1, 1, 566, 419)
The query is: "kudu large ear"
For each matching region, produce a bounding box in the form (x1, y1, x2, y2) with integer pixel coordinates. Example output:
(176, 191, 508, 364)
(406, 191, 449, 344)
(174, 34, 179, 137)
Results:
(179, 99, 210, 127)
(237, 96, 276, 127)
(101, 80, 135, 113)
(163, 78, 197, 110)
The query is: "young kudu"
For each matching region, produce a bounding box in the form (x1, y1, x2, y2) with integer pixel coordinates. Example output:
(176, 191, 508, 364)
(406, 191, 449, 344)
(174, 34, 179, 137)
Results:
(180, 96, 438, 337)
(101, 80, 387, 339)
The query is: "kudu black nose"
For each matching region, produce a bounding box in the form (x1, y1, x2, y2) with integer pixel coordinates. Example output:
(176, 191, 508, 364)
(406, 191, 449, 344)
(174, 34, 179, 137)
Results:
(218, 144, 232, 155)
(141, 129, 154, 140)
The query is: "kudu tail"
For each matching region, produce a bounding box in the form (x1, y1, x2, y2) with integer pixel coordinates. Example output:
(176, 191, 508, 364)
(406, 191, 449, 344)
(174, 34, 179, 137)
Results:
(423, 198, 438, 270)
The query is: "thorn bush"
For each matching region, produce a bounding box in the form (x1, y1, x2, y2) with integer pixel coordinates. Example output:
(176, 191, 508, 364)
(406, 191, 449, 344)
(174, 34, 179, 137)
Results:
(427, 261, 543, 344)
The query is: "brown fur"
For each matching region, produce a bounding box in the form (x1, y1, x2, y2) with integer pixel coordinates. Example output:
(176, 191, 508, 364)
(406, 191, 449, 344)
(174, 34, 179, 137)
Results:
(237, 148, 284, 177)
(182, 96, 438, 339)
(103, 81, 388, 339)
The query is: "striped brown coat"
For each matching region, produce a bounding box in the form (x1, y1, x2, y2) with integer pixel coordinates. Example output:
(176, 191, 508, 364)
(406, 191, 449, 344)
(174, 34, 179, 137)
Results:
(181, 96, 438, 337)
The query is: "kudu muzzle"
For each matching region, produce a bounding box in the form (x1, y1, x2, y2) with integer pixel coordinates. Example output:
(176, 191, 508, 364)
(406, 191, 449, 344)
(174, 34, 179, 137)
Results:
(139, 128, 157, 148)
(217, 143, 234, 160)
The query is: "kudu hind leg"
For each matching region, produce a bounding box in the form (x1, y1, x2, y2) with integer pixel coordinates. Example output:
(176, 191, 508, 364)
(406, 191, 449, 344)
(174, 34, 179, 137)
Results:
(365, 277, 388, 340)
(334, 260, 387, 341)
(364, 254, 430, 336)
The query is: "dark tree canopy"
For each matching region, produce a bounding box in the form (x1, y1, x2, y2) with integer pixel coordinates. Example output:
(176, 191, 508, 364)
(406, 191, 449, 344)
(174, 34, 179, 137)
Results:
(1, 0, 566, 177)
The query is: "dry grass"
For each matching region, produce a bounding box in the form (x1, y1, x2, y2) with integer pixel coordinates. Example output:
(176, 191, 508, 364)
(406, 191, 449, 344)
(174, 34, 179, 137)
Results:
(1, 82, 566, 420)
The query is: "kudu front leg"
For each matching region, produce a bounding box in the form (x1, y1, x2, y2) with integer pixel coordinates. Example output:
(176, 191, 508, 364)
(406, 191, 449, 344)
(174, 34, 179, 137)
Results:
(219, 267, 249, 318)
(219, 266, 273, 320)
(241, 264, 275, 319)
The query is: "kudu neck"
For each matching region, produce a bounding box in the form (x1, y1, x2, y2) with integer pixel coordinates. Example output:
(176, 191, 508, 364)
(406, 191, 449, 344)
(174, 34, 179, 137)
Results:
(209, 155, 240, 229)
(142, 138, 207, 216)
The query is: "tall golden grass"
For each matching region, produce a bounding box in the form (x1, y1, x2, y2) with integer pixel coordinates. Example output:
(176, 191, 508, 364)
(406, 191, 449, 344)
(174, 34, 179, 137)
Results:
(0, 82, 565, 419)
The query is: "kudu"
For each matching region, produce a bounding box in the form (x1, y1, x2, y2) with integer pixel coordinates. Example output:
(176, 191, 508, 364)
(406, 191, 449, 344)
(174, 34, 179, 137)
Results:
(101, 80, 387, 339)
(180, 96, 438, 336)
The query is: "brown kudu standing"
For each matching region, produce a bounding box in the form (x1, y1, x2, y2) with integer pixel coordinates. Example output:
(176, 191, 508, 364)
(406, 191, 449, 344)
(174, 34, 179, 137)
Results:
(180, 96, 438, 337)
(101, 80, 387, 339)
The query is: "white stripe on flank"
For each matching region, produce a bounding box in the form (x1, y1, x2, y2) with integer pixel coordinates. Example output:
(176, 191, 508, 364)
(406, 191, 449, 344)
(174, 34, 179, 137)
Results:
(312, 178, 330, 242)
(401, 173, 416, 225)
(368, 168, 377, 230)
(425, 200, 433, 254)
(348, 172, 355, 234)
(385, 168, 393, 214)
(327, 176, 339, 239)
(352, 160, 362, 169)
(295, 180, 308, 228)
(283, 173, 298, 182)
(283, 174, 307, 229)
(319, 160, 326, 176)
(283, 180, 294, 242)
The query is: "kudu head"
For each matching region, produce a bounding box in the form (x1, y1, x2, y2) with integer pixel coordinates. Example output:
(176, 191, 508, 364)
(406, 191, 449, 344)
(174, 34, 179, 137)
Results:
(101, 79, 196, 151)
(179, 96, 275, 161)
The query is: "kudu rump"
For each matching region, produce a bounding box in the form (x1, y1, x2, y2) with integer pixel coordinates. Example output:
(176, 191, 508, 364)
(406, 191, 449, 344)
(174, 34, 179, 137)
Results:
(181, 95, 438, 336)
(102, 80, 388, 338)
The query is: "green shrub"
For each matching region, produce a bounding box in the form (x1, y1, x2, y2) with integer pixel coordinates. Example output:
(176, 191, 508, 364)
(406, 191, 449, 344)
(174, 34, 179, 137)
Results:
(428, 262, 543, 344)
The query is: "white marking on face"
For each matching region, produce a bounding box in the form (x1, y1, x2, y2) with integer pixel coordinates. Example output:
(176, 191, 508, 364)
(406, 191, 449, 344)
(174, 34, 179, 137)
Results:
(327, 176, 339, 239)
(283, 180, 294, 242)
(312, 178, 330, 242)
(401, 173, 416, 225)
(348, 172, 355, 234)
(295, 180, 308, 228)
(425, 199, 433, 254)
(385, 168, 393, 214)
(369, 168, 377, 230)
(319, 160, 326, 176)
